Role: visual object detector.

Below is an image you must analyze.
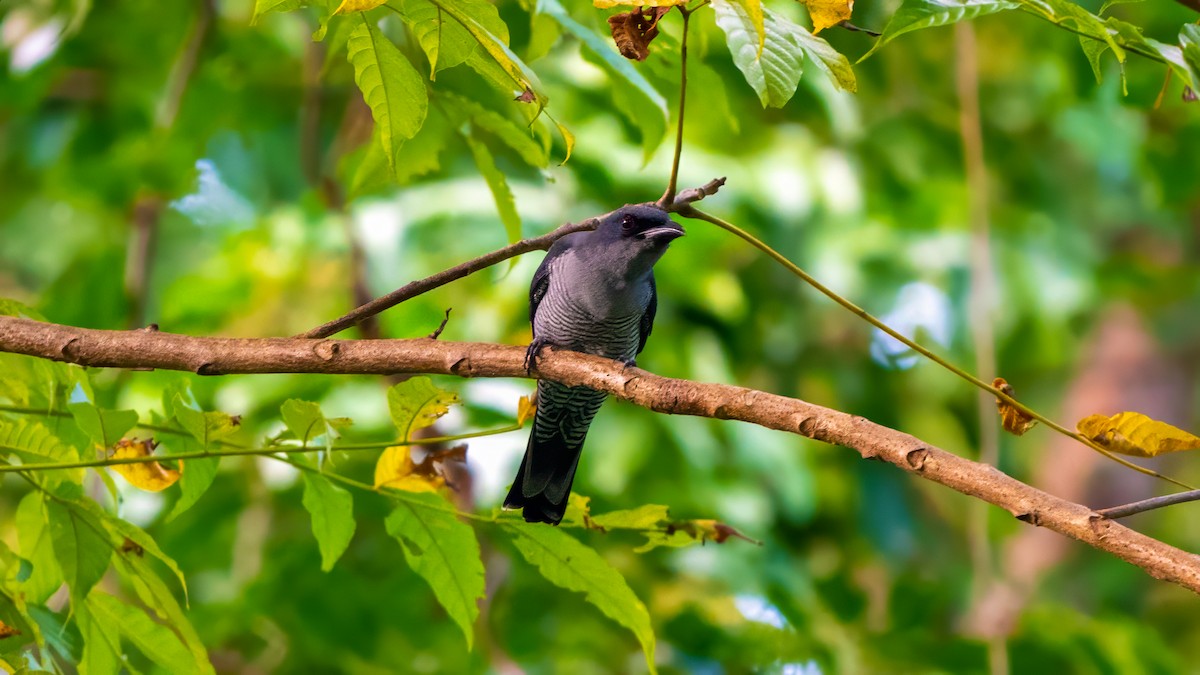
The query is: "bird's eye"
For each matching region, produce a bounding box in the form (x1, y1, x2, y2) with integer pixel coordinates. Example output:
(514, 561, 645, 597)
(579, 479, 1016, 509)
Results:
(620, 215, 638, 235)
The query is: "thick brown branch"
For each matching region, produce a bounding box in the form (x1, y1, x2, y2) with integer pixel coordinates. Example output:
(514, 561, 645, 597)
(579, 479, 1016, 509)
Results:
(2, 315, 1200, 594)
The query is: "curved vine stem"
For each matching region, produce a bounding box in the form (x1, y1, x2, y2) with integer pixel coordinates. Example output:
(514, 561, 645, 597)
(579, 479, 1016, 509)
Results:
(658, 2, 697, 208)
(677, 205, 1193, 490)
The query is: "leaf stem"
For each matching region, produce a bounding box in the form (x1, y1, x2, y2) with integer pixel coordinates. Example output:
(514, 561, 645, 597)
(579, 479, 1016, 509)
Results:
(0, 422, 526, 474)
(678, 205, 1194, 490)
(659, 3, 695, 208)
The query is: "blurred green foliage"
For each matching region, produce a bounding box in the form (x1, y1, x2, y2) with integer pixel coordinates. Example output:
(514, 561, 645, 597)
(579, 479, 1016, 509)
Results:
(1, 0, 1200, 672)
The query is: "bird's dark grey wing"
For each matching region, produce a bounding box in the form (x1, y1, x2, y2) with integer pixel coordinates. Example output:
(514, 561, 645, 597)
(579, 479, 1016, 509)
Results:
(529, 258, 552, 324)
(637, 274, 657, 355)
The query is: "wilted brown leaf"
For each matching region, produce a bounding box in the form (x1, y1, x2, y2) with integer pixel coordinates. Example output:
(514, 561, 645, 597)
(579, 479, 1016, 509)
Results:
(994, 377, 1037, 436)
(111, 439, 182, 492)
(607, 7, 672, 61)
(800, 0, 854, 33)
(1077, 411, 1200, 458)
(374, 443, 469, 493)
(0, 621, 19, 639)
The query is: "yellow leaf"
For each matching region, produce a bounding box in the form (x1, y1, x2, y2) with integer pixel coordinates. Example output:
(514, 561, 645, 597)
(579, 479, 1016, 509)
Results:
(517, 394, 537, 425)
(1076, 411, 1200, 458)
(334, 0, 387, 14)
(374, 446, 445, 492)
(799, 0, 853, 33)
(593, 0, 686, 7)
(110, 439, 181, 492)
(993, 377, 1037, 436)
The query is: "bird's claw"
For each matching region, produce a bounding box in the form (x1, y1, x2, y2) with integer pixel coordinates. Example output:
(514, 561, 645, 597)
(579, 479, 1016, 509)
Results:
(524, 339, 547, 374)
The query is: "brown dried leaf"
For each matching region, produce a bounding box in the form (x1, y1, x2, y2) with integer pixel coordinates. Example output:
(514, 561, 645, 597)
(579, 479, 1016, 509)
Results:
(1077, 411, 1200, 458)
(607, 7, 672, 61)
(111, 439, 182, 492)
(375, 446, 445, 493)
(0, 620, 19, 639)
(374, 443, 469, 493)
(799, 0, 854, 34)
(993, 377, 1037, 436)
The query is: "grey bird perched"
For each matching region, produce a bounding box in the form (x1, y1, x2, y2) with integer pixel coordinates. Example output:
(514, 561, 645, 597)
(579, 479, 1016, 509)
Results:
(504, 205, 684, 524)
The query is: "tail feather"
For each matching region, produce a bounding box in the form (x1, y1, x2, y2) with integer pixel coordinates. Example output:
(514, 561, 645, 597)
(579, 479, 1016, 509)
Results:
(504, 383, 605, 525)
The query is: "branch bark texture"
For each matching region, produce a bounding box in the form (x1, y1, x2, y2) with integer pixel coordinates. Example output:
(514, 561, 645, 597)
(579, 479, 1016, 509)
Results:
(3, 315, 1199, 594)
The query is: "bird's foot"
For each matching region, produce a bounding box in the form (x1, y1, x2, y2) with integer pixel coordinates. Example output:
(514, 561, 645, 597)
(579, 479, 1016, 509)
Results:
(620, 357, 638, 369)
(524, 338, 548, 374)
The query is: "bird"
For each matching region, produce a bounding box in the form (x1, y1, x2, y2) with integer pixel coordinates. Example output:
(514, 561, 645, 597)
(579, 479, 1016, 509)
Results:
(504, 204, 685, 524)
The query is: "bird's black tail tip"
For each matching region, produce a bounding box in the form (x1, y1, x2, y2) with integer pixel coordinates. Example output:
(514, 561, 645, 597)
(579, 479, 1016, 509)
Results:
(503, 489, 566, 526)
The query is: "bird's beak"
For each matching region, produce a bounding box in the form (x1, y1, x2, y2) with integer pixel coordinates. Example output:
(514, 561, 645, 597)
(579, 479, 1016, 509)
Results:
(641, 223, 685, 242)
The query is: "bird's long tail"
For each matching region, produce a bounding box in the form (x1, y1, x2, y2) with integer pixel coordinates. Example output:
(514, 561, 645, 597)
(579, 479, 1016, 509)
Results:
(504, 382, 607, 524)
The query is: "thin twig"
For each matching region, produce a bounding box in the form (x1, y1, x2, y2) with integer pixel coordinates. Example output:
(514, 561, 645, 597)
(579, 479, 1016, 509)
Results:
(0, 422, 525, 474)
(427, 308, 452, 340)
(676, 205, 1192, 490)
(658, 4, 693, 208)
(1097, 490, 1200, 519)
(296, 179, 726, 340)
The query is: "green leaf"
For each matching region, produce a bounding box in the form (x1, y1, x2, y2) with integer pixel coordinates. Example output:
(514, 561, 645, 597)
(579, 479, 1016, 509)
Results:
(503, 523, 656, 673)
(252, 0, 310, 22)
(385, 493, 484, 649)
(171, 395, 240, 448)
(77, 599, 122, 675)
(730, 0, 765, 55)
(1015, 0, 1123, 63)
(347, 14, 429, 172)
(394, 0, 502, 77)
(464, 130, 522, 245)
(788, 24, 857, 92)
(1146, 37, 1200, 90)
(431, 0, 546, 107)
(1080, 35, 1110, 83)
(67, 403, 138, 449)
(441, 92, 549, 168)
(86, 592, 199, 675)
(712, 0, 804, 108)
(0, 418, 84, 497)
(1181, 25, 1200, 87)
(45, 499, 112, 606)
(589, 503, 670, 530)
(387, 377, 459, 441)
(541, 0, 667, 159)
(75, 499, 189, 603)
(861, 0, 1018, 61)
(281, 399, 349, 450)
(112, 553, 213, 674)
(162, 394, 239, 519)
(301, 473, 356, 572)
(16, 493, 61, 604)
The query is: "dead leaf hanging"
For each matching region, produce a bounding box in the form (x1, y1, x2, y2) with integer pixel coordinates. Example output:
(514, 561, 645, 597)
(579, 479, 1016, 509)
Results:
(607, 7, 672, 61)
(993, 377, 1037, 436)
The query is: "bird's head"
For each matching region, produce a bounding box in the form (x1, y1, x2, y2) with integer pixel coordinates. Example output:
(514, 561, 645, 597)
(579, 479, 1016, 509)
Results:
(593, 205, 685, 275)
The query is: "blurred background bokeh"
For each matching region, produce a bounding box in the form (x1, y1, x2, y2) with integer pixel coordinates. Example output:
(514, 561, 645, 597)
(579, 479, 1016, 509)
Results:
(2, 0, 1199, 672)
